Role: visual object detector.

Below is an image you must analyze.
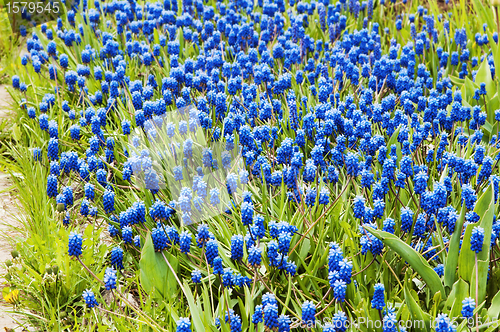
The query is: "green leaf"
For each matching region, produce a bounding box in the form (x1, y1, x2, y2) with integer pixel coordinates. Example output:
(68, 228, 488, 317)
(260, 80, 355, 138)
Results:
(449, 75, 464, 87)
(298, 238, 311, 264)
(464, 77, 479, 102)
(446, 279, 469, 318)
(444, 204, 466, 290)
(470, 259, 489, 304)
(487, 290, 500, 319)
(474, 57, 497, 124)
(458, 184, 495, 297)
(470, 0, 495, 42)
(476, 57, 495, 96)
(483, 120, 494, 136)
(363, 227, 445, 295)
(182, 281, 205, 331)
(487, 93, 499, 123)
(139, 232, 179, 300)
(387, 126, 401, 152)
(458, 223, 476, 283)
(431, 291, 442, 319)
(403, 286, 430, 332)
(484, 324, 500, 332)
(11, 123, 21, 141)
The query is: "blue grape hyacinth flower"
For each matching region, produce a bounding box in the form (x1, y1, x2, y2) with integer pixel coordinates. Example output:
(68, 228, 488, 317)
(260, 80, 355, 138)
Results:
(82, 289, 99, 308)
(470, 226, 484, 253)
(176, 317, 191, 332)
(371, 283, 385, 310)
(461, 297, 475, 319)
(301, 301, 315, 327)
(104, 267, 117, 290)
(68, 232, 82, 257)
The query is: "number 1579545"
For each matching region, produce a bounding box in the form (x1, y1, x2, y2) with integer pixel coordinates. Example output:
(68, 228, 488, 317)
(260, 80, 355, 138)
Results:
(6, 1, 59, 14)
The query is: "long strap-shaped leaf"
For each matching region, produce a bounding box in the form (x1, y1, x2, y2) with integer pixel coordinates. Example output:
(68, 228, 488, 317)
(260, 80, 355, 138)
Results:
(363, 227, 445, 295)
(403, 285, 431, 332)
(458, 184, 496, 303)
(444, 204, 466, 290)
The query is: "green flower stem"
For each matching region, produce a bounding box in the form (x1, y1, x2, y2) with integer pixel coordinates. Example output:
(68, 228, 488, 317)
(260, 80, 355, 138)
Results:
(289, 176, 352, 256)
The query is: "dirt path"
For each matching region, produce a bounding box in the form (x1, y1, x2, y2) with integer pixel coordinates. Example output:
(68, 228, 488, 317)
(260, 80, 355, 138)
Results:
(0, 85, 22, 330)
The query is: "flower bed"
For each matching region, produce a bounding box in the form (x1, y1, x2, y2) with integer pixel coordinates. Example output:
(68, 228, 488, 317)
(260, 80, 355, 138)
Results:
(3, 0, 500, 331)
